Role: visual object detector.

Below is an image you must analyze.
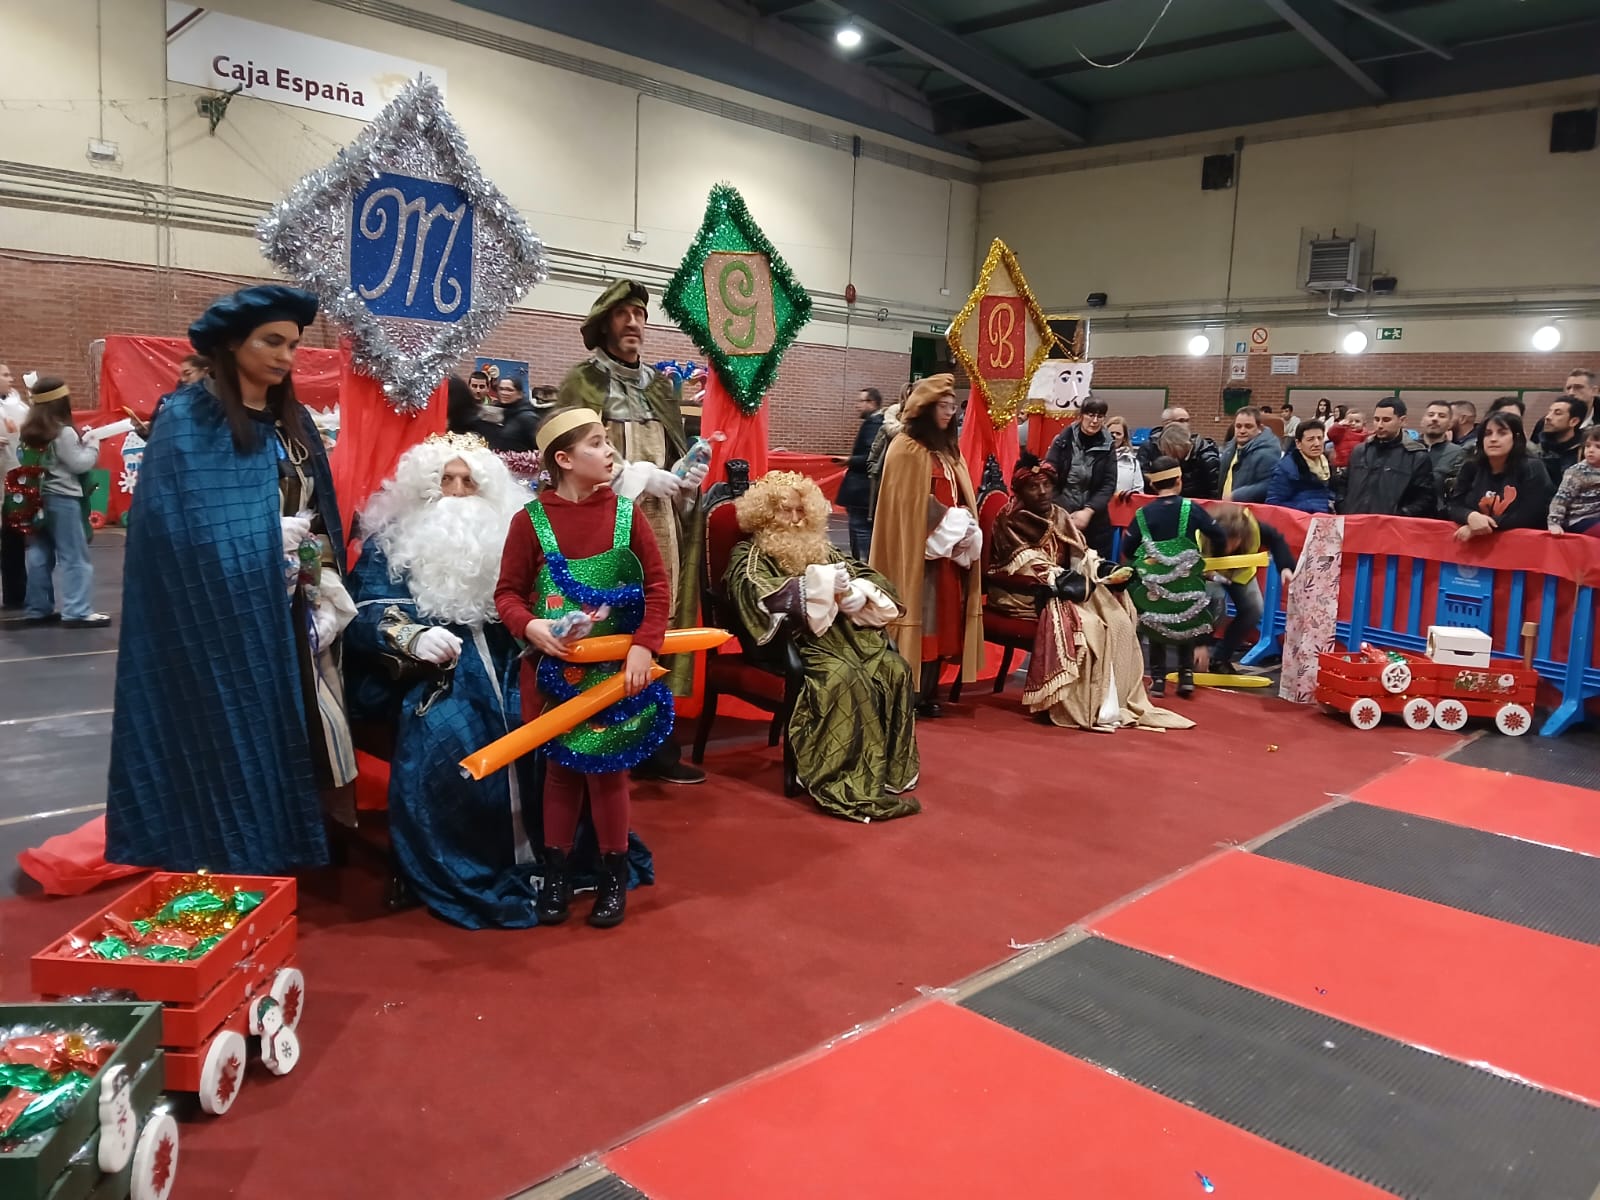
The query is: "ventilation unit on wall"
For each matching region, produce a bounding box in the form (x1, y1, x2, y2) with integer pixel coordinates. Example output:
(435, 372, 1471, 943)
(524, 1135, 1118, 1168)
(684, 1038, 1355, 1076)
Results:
(1298, 226, 1376, 295)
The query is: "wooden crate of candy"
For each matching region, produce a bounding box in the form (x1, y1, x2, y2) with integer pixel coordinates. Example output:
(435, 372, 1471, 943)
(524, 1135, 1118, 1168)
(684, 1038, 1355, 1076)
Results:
(31, 874, 304, 1117)
(0, 1001, 176, 1200)
(1315, 646, 1441, 730)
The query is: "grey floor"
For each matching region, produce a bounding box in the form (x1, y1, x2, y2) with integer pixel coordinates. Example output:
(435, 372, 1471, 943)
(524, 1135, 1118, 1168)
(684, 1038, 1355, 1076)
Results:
(0, 530, 124, 898)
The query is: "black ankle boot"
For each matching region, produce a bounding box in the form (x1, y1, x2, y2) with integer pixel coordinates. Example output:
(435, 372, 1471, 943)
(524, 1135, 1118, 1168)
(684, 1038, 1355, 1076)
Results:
(588, 852, 628, 929)
(537, 847, 572, 924)
(1147, 646, 1167, 697)
(1177, 649, 1196, 698)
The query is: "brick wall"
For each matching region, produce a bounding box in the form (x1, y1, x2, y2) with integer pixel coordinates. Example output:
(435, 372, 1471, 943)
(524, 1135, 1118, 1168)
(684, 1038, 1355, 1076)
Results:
(4, 251, 1588, 450)
(1092, 352, 1586, 442)
(0, 251, 908, 453)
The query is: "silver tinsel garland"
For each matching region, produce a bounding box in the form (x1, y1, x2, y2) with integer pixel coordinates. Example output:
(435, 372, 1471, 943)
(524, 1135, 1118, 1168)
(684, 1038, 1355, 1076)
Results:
(258, 77, 548, 414)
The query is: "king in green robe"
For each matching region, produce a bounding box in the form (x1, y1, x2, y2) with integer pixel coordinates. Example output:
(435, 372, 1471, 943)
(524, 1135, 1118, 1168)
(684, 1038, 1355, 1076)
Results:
(722, 472, 920, 822)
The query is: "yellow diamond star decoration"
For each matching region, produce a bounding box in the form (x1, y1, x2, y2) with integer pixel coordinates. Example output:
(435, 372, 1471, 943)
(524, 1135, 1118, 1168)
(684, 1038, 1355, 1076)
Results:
(946, 238, 1055, 429)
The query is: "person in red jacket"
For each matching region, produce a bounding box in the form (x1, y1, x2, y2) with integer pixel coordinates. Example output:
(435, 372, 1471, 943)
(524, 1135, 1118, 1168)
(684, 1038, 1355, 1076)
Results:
(494, 407, 671, 928)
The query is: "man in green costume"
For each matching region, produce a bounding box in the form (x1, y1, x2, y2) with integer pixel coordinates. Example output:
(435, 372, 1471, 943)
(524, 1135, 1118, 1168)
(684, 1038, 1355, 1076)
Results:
(557, 279, 709, 784)
(723, 471, 920, 822)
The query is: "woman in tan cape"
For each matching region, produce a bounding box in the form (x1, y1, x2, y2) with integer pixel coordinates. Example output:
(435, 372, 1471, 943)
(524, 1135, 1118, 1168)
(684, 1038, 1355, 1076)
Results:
(868, 374, 984, 717)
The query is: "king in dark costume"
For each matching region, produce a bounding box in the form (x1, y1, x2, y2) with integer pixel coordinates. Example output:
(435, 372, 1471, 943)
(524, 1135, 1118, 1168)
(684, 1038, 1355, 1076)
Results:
(107, 286, 355, 873)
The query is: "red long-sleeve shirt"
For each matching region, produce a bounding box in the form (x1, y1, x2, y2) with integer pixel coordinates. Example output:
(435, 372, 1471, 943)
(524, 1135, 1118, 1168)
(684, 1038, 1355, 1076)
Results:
(494, 487, 670, 721)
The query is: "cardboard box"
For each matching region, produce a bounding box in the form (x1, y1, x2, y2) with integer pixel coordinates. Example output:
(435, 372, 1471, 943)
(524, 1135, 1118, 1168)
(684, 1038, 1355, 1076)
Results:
(1426, 625, 1492, 669)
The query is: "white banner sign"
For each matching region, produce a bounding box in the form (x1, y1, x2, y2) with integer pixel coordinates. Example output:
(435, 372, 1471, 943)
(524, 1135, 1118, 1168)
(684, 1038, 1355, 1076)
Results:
(165, 4, 446, 123)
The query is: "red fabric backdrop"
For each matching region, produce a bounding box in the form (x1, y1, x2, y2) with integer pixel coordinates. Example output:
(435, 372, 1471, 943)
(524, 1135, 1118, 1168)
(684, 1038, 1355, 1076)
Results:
(700, 370, 768, 487)
(958, 399, 1021, 497)
(96, 335, 344, 524)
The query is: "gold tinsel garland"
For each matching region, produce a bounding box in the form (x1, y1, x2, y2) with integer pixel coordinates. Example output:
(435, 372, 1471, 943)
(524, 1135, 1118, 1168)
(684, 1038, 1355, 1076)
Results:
(946, 238, 1055, 429)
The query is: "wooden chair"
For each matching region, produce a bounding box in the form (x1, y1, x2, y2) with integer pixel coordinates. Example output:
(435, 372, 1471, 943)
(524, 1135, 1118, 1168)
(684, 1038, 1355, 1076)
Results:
(951, 456, 1039, 702)
(691, 460, 804, 795)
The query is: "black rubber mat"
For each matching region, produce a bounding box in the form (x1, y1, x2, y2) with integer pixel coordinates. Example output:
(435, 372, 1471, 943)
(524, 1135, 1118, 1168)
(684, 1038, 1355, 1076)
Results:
(1448, 727, 1600, 792)
(963, 938, 1600, 1199)
(1255, 802, 1600, 945)
(563, 1177, 649, 1200)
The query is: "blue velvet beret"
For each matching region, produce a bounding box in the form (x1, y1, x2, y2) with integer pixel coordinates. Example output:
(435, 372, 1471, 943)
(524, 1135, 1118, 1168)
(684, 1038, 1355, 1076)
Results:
(189, 285, 319, 355)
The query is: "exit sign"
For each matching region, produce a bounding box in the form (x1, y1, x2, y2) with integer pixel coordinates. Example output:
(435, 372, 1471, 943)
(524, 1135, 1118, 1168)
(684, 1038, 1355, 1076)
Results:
(1378, 326, 1403, 341)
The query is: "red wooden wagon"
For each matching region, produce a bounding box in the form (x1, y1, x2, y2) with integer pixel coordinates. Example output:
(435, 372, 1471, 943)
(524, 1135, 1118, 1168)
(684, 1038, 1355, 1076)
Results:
(32, 874, 302, 1116)
(1315, 649, 1538, 736)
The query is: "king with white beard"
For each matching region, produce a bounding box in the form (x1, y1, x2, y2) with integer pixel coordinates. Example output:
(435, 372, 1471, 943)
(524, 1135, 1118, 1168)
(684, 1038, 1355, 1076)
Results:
(345, 434, 544, 928)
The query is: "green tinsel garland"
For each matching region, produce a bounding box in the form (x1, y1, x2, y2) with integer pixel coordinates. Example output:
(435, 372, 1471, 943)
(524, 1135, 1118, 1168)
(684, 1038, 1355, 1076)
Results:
(662, 183, 813, 415)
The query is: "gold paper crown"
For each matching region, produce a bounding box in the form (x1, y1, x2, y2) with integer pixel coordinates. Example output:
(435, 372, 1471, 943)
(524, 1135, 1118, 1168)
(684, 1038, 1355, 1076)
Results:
(423, 431, 490, 452)
(536, 407, 602, 455)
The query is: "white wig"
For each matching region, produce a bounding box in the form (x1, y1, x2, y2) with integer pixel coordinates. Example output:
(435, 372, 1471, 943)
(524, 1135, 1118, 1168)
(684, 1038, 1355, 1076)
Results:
(362, 434, 531, 626)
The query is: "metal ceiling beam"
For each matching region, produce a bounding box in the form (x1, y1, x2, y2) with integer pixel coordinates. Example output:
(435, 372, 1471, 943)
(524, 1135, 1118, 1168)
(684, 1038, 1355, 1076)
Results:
(948, 0, 1116, 37)
(1258, 0, 1387, 99)
(1329, 0, 1450, 60)
(825, 0, 1089, 142)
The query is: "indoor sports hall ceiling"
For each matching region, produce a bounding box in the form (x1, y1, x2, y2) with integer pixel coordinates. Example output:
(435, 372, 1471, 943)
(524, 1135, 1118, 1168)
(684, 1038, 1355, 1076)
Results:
(461, 0, 1600, 160)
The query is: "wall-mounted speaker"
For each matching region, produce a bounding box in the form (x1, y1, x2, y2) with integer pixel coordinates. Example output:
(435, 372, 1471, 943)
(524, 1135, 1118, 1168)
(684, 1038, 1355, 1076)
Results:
(1371, 275, 1397, 295)
(1550, 108, 1597, 154)
(1085, 292, 1108, 308)
(1201, 153, 1236, 190)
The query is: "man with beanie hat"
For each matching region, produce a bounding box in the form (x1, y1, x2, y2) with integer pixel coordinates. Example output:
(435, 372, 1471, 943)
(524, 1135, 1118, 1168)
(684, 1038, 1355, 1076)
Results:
(556, 279, 708, 784)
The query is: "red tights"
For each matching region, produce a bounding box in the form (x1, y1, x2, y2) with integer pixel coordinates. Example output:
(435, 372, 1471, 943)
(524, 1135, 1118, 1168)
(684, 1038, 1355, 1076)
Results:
(543, 762, 630, 855)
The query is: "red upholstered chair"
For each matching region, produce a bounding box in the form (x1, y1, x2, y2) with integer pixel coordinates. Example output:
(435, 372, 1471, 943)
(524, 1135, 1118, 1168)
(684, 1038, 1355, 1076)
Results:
(692, 461, 803, 795)
(951, 456, 1038, 702)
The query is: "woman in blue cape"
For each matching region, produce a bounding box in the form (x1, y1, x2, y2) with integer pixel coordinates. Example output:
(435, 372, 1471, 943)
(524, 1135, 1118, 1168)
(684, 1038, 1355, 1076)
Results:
(106, 286, 356, 873)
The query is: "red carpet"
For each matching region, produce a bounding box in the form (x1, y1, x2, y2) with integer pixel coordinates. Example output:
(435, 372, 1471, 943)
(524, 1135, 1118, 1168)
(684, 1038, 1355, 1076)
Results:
(605, 1001, 1390, 1200)
(1091, 850, 1600, 1106)
(1353, 754, 1600, 856)
(0, 688, 1452, 1199)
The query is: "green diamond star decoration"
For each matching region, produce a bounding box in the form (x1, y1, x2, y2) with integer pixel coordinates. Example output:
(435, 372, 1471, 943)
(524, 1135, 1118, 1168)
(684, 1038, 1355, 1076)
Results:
(663, 184, 813, 415)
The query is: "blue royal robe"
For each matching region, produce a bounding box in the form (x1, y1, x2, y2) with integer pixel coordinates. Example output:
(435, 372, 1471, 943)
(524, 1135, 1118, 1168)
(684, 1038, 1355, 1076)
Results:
(345, 544, 654, 929)
(106, 383, 346, 873)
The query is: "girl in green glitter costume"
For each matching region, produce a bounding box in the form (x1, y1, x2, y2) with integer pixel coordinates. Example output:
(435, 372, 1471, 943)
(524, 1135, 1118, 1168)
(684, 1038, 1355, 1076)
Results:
(494, 408, 672, 929)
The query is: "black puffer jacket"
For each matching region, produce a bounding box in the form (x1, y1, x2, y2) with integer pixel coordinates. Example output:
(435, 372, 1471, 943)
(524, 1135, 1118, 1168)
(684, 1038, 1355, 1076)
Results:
(1138, 427, 1221, 499)
(478, 398, 540, 454)
(1341, 435, 1437, 517)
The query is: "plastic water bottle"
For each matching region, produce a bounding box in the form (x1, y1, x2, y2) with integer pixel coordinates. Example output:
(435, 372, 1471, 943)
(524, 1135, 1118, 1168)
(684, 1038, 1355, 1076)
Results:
(672, 431, 726, 479)
(549, 605, 609, 641)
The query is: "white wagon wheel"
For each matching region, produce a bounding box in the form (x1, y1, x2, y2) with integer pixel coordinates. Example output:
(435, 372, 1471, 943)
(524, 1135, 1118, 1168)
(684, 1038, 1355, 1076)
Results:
(270, 966, 305, 1030)
(1348, 698, 1383, 730)
(1433, 699, 1469, 731)
(262, 1025, 302, 1077)
(1402, 697, 1435, 730)
(130, 1111, 180, 1200)
(1379, 659, 1412, 694)
(1495, 703, 1533, 737)
(198, 1029, 247, 1116)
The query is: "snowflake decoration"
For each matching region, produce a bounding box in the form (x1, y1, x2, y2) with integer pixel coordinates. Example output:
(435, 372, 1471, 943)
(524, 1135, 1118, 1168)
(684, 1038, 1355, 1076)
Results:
(283, 982, 303, 1028)
(217, 1054, 243, 1105)
(259, 77, 547, 414)
(153, 1133, 177, 1193)
(119, 465, 138, 494)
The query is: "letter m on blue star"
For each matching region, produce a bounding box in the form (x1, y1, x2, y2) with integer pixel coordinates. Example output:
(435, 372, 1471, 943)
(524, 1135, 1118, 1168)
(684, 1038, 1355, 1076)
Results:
(350, 172, 474, 323)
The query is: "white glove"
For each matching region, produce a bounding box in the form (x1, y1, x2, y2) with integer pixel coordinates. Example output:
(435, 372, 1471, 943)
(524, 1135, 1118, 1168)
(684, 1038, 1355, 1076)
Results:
(832, 564, 851, 595)
(642, 466, 687, 500)
(681, 460, 710, 490)
(281, 515, 313, 557)
(838, 581, 868, 615)
(412, 627, 462, 664)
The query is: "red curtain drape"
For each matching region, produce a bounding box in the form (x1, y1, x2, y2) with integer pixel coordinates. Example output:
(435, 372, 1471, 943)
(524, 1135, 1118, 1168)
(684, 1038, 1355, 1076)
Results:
(330, 361, 446, 529)
(700, 369, 768, 486)
(958, 396, 1020, 494)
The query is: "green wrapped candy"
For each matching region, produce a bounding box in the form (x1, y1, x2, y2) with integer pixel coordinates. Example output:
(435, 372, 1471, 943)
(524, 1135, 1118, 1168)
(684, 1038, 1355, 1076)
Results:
(137, 945, 190, 963)
(232, 890, 265, 916)
(90, 936, 132, 960)
(0, 1064, 56, 1093)
(155, 889, 226, 923)
(190, 935, 224, 958)
(130, 919, 154, 936)
(3, 1073, 92, 1142)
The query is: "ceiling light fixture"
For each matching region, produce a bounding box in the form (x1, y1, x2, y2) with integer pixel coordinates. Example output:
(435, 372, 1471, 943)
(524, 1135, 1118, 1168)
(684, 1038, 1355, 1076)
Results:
(835, 25, 863, 50)
(1187, 334, 1210, 356)
(1341, 329, 1368, 355)
(1532, 324, 1562, 352)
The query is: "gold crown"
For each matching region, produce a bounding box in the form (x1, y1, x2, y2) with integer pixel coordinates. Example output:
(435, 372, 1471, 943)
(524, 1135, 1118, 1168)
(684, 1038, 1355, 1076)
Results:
(422, 431, 491, 452)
